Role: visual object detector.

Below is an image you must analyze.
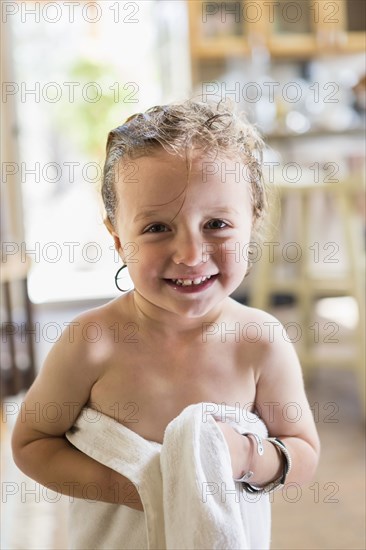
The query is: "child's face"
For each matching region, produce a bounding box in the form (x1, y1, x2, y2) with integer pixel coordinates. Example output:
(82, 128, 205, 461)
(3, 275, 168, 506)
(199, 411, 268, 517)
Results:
(110, 149, 253, 320)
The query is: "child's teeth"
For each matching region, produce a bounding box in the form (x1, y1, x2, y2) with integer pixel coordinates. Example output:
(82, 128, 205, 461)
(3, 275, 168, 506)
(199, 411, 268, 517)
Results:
(172, 275, 214, 286)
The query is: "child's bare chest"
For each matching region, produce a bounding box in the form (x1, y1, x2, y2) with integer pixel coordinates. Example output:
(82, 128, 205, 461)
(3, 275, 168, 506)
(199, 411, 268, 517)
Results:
(87, 339, 258, 443)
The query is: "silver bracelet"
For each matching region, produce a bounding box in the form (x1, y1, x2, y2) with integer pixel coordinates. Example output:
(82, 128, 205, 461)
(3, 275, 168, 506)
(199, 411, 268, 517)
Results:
(233, 432, 264, 483)
(234, 436, 292, 494)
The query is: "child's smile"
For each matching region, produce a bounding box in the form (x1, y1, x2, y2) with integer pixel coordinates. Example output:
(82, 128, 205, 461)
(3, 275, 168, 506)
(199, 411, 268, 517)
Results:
(111, 148, 253, 324)
(164, 273, 219, 291)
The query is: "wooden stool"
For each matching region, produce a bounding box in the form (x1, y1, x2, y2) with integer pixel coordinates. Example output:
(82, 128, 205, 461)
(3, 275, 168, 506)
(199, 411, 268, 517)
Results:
(250, 179, 365, 416)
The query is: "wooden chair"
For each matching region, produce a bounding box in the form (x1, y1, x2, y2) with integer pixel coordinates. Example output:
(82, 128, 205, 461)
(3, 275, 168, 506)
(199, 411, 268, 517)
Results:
(250, 178, 365, 415)
(1, 253, 36, 398)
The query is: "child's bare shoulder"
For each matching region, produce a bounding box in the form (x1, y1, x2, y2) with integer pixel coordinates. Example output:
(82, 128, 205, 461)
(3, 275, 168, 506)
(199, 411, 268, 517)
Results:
(14, 295, 132, 437)
(227, 299, 295, 377)
(228, 298, 286, 345)
(59, 294, 132, 359)
(37, 295, 131, 393)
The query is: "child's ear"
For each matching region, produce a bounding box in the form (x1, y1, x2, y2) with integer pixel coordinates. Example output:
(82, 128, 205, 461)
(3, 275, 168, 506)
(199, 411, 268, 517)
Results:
(104, 217, 123, 256)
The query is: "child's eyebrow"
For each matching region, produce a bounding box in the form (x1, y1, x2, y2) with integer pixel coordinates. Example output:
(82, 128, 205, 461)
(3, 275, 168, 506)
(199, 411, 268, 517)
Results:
(134, 207, 241, 224)
(208, 207, 241, 217)
(133, 210, 162, 223)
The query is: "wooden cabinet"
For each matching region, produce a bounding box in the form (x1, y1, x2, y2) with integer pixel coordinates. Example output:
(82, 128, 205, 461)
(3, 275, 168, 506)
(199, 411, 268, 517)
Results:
(265, 0, 365, 55)
(340, 0, 366, 51)
(265, 0, 318, 57)
(188, 0, 366, 83)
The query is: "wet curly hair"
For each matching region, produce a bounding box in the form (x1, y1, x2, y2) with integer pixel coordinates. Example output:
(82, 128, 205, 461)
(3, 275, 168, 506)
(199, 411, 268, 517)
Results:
(101, 98, 268, 243)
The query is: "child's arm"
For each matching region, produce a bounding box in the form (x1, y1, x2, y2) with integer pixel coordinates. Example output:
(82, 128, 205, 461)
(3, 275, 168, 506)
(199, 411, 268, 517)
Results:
(11, 313, 143, 511)
(216, 314, 320, 488)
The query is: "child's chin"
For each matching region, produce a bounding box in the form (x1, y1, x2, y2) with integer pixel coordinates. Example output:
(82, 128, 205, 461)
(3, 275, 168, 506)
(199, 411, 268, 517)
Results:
(171, 301, 219, 319)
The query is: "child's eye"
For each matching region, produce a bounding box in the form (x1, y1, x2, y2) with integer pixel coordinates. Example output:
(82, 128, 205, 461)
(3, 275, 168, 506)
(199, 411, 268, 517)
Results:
(144, 223, 169, 233)
(205, 219, 228, 230)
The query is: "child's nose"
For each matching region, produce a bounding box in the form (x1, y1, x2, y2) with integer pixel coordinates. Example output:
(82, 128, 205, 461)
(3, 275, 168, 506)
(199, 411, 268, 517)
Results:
(172, 232, 204, 266)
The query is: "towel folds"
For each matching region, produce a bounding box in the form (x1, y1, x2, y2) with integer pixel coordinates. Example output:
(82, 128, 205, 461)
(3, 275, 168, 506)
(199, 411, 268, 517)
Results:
(66, 402, 271, 549)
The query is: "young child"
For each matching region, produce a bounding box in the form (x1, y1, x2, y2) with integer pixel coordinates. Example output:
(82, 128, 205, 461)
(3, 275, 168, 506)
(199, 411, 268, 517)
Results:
(12, 99, 320, 547)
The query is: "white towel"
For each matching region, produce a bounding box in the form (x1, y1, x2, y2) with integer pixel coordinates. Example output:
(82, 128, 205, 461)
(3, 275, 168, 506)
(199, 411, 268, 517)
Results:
(65, 403, 271, 550)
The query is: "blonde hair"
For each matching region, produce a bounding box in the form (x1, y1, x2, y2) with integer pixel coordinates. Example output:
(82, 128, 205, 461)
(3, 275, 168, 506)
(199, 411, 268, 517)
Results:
(102, 99, 268, 243)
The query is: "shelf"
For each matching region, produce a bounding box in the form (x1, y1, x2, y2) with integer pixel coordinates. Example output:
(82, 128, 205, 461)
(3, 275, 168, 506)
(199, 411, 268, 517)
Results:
(192, 37, 250, 58)
(264, 126, 365, 141)
(260, 278, 364, 296)
(188, 0, 366, 86)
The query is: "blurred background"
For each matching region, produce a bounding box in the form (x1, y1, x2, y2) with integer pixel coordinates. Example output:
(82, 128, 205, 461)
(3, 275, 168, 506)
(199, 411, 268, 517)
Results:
(1, 1, 365, 548)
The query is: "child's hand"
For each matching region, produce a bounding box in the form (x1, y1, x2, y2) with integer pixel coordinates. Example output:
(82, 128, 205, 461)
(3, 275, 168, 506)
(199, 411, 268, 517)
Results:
(215, 420, 250, 479)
